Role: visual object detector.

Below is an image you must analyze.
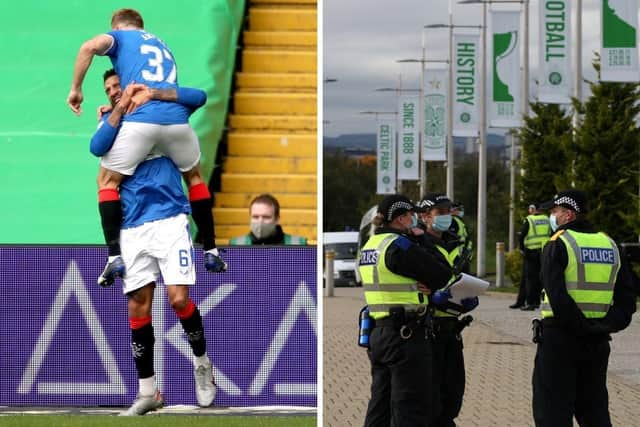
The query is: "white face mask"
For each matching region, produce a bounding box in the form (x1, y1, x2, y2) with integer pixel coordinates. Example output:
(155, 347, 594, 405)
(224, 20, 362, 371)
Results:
(251, 221, 277, 239)
(549, 214, 559, 232)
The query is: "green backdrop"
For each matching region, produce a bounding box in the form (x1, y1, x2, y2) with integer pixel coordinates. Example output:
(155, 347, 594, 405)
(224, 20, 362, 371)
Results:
(0, 0, 244, 243)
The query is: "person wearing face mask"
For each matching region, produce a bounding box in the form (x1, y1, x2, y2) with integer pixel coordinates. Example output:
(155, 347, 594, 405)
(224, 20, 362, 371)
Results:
(517, 203, 551, 311)
(415, 193, 478, 427)
(358, 194, 453, 427)
(229, 194, 307, 245)
(532, 189, 637, 427)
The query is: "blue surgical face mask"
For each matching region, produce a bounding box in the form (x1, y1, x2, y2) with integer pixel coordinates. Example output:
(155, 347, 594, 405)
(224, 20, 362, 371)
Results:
(549, 214, 559, 232)
(432, 214, 452, 232)
(458, 211, 464, 219)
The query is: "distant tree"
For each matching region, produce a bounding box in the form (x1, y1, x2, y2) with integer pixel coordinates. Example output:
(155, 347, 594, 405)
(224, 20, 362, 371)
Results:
(572, 59, 640, 242)
(516, 102, 573, 221)
(323, 150, 380, 231)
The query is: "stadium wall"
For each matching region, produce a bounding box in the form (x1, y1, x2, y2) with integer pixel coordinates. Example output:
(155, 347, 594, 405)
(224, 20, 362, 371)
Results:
(0, 246, 316, 408)
(0, 0, 243, 244)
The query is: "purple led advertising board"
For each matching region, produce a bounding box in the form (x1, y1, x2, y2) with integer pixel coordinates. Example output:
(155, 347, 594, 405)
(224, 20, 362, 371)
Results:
(0, 246, 317, 408)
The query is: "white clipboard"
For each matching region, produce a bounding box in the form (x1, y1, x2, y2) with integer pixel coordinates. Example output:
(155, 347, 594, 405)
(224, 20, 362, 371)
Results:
(445, 273, 490, 304)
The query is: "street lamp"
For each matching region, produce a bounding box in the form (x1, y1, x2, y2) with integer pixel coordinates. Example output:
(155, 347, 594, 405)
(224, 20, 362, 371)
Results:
(459, 0, 527, 277)
(397, 57, 448, 198)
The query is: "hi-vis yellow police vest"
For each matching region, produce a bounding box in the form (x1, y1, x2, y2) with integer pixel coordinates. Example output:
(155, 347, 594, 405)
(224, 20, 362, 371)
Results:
(358, 233, 424, 320)
(434, 244, 460, 318)
(541, 230, 620, 319)
(524, 214, 551, 250)
(453, 216, 468, 245)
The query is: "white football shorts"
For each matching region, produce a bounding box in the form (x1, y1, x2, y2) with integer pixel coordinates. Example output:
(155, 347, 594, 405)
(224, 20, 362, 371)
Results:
(101, 122, 201, 176)
(120, 213, 195, 294)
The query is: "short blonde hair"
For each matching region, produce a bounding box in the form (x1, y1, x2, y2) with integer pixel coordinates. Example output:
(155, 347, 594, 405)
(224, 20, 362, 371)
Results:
(111, 9, 144, 29)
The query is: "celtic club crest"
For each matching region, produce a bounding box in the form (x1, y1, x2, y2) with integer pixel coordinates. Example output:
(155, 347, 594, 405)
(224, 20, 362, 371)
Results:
(548, 72, 562, 85)
(424, 94, 445, 142)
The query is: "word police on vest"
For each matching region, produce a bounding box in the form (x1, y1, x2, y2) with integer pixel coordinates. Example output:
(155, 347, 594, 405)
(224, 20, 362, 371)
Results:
(359, 249, 379, 266)
(580, 248, 615, 264)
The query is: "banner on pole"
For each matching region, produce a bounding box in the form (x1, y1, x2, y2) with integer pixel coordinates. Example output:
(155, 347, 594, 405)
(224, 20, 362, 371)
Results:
(490, 10, 521, 128)
(453, 34, 480, 137)
(376, 119, 396, 194)
(423, 68, 448, 161)
(538, 0, 572, 104)
(601, 0, 639, 82)
(397, 95, 420, 179)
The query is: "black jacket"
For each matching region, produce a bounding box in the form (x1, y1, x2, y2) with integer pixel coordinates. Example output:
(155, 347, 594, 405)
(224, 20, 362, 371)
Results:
(540, 219, 637, 337)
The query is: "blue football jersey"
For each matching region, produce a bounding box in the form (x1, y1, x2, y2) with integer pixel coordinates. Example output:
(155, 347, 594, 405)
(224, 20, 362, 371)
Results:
(120, 156, 191, 228)
(104, 30, 190, 124)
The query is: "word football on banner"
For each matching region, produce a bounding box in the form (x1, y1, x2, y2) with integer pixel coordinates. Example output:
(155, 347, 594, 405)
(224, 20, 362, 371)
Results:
(539, 0, 572, 104)
(601, 0, 639, 82)
(423, 68, 447, 161)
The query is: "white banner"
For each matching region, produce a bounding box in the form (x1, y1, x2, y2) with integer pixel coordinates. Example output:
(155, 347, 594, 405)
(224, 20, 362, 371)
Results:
(490, 10, 521, 128)
(601, 0, 639, 82)
(423, 68, 448, 161)
(453, 34, 480, 137)
(376, 119, 396, 194)
(397, 95, 420, 179)
(538, 0, 572, 104)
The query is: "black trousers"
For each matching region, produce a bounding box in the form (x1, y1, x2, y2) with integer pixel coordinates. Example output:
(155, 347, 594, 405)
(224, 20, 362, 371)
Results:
(432, 318, 465, 427)
(524, 249, 543, 306)
(364, 323, 433, 427)
(532, 326, 611, 427)
(514, 259, 527, 306)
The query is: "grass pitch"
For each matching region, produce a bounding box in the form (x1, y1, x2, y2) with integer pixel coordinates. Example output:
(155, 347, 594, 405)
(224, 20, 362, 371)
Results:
(0, 415, 317, 427)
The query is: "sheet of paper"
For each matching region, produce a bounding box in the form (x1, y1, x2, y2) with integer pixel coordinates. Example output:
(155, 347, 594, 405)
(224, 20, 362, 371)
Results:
(447, 273, 490, 303)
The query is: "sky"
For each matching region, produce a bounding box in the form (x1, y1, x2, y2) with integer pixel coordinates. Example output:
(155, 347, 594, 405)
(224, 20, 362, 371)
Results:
(323, 0, 604, 137)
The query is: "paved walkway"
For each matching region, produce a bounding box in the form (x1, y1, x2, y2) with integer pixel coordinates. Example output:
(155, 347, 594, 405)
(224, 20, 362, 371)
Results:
(323, 287, 640, 427)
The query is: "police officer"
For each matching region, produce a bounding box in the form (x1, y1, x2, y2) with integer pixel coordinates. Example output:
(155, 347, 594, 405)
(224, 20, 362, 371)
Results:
(449, 202, 471, 274)
(519, 203, 551, 311)
(359, 194, 453, 427)
(532, 189, 637, 427)
(510, 204, 536, 309)
(415, 193, 478, 427)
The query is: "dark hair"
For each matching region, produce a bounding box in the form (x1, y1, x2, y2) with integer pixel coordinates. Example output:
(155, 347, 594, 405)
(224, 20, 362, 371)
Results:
(103, 68, 117, 83)
(250, 194, 280, 219)
(111, 8, 144, 28)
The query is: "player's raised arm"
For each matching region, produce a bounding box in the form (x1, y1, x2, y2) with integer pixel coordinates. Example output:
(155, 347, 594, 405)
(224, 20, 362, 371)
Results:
(67, 34, 114, 115)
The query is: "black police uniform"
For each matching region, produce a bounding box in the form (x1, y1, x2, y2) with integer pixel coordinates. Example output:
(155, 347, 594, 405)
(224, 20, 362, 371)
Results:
(364, 226, 453, 427)
(532, 219, 636, 427)
(518, 219, 545, 309)
(418, 229, 470, 427)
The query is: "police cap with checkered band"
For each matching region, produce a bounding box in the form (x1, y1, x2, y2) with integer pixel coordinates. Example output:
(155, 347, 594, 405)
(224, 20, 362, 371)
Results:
(377, 194, 416, 222)
(540, 189, 589, 214)
(415, 193, 452, 213)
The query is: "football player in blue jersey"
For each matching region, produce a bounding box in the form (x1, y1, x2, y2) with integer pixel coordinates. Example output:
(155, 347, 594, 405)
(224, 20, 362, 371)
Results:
(67, 8, 222, 285)
(92, 69, 222, 415)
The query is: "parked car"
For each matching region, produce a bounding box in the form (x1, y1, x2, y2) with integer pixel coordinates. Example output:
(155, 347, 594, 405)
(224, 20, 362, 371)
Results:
(323, 231, 359, 287)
